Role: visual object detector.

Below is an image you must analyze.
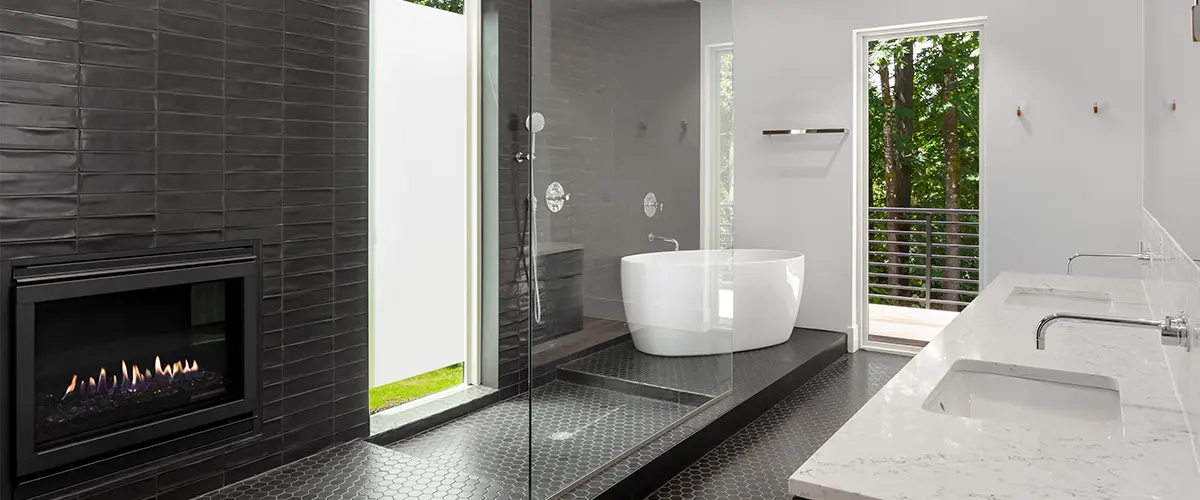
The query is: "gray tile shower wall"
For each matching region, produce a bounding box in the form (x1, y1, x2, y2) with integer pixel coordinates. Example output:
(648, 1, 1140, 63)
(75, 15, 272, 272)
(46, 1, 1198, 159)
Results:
(490, 0, 702, 396)
(531, 0, 700, 322)
(0, 0, 370, 497)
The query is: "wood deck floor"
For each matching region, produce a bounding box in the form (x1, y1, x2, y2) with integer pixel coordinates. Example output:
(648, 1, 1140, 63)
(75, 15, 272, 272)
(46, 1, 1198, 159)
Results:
(867, 303, 958, 347)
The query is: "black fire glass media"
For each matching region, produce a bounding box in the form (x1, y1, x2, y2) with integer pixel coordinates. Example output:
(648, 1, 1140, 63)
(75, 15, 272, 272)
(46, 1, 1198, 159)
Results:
(5, 242, 262, 478)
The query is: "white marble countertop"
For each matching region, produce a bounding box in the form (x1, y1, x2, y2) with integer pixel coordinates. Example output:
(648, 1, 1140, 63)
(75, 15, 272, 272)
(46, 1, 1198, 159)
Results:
(790, 272, 1200, 500)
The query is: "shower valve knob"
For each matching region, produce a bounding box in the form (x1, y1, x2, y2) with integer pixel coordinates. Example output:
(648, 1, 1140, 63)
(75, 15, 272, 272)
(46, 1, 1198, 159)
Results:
(514, 152, 536, 163)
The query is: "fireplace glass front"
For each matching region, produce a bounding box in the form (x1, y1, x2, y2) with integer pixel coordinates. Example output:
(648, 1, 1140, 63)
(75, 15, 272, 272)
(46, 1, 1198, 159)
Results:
(33, 279, 245, 450)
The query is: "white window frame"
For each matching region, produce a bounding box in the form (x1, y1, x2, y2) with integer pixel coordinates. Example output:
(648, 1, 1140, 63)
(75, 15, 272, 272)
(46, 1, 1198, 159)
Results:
(463, 0, 483, 386)
(367, 0, 483, 390)
(850, 17, 988, 355)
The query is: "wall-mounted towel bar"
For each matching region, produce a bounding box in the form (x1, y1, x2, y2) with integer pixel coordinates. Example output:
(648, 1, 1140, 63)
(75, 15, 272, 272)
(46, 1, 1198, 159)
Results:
(762, 128, 847, 136)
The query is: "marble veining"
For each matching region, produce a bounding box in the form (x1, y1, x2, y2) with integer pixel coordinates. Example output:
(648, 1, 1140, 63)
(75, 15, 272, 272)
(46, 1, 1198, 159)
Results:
(790, 271, 1200, 500)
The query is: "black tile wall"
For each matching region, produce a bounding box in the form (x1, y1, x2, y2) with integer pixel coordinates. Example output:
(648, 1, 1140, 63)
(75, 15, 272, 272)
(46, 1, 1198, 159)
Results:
(491, 0, 535, 397)
(0, 0, 369, 498)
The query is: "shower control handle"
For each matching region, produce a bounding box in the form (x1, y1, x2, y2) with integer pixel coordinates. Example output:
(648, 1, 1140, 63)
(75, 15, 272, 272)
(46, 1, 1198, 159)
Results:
(515, 152, 536, 163)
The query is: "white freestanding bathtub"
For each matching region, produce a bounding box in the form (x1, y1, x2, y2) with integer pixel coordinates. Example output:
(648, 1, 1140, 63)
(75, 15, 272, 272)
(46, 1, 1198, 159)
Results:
(620, 249, 805, 357)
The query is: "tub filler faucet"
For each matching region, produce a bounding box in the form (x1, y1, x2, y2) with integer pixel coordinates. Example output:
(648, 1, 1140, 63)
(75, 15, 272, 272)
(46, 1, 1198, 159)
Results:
(648, 233, 679, 251)
(1035, 312, 1192, 351)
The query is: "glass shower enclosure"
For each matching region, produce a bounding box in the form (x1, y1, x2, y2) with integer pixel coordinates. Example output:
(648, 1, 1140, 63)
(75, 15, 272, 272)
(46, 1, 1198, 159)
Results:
(521, 0, 734, 497)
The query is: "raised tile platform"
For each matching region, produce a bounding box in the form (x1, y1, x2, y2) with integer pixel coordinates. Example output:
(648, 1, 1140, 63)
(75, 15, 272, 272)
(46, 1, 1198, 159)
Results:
(558, 341, 732, 398)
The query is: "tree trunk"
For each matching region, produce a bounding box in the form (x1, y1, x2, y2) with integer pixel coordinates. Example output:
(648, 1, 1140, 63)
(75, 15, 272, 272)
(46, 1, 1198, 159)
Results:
(879, 62, 903, 300)
(886, 43, 916, 303)
(940, 50, 963, 310)
(894, 42, 915, 211)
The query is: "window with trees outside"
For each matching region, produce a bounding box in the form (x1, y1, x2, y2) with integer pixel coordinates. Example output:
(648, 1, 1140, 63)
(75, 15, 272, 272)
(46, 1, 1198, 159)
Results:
(866, 31, 981, 347)
(716, 47, 734, 250)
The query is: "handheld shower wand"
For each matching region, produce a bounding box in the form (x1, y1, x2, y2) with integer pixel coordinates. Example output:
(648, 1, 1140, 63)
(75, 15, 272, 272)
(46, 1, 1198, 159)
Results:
(526, 113, 545, 324)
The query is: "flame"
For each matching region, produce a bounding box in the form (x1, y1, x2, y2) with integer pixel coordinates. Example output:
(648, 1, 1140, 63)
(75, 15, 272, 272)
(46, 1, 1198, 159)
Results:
(63, 356, 204, 398)
(62, 375, 77, 399)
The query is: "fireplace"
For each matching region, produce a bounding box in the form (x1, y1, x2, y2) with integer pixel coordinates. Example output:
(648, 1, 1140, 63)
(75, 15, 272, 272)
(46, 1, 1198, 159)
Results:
(2, 242, 262, 483)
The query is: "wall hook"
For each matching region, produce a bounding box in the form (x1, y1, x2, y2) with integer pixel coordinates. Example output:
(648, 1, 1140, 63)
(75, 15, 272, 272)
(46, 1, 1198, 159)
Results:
(1093, 102, 1099, 114)
(1172, 100, 1178, 111)
(1016, 106, 1022, 117)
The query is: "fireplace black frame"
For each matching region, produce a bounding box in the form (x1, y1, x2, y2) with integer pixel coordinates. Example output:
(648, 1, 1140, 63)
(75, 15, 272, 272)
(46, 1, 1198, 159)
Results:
(2, 241, 262, 479)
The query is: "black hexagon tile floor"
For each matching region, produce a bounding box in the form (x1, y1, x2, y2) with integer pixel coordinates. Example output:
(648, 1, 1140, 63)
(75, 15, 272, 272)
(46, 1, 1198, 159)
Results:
(646, 351, 909, 500)
(194, 440, 522, 500)
(192, 332, 864, 500)
(391, 380, 697, 499)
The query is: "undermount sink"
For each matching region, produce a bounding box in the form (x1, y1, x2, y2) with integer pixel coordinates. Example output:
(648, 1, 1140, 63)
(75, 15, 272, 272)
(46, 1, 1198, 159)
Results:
(1004, 286, 1114, 311)
(923, 359, 1123, 437)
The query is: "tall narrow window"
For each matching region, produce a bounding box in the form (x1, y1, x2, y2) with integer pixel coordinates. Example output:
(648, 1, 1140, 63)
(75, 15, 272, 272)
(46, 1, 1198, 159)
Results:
(717, 47, 735, 250)
(706, 44, 735, 250)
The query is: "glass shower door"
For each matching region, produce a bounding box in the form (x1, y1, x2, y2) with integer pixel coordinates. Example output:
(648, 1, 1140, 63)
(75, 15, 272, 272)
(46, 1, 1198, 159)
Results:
(524, 0, 734, 497)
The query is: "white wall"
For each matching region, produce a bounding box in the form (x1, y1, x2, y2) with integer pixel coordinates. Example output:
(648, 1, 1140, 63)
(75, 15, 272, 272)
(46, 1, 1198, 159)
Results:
(698, 0, 733, 46)
(370, 0, 467, 387)
(1144, 0, 1200, 256)
(735, 0, 1145, 334)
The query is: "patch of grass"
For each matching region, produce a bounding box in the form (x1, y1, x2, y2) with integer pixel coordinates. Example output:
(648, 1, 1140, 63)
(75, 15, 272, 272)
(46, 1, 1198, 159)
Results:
(369, 363, 464, 414)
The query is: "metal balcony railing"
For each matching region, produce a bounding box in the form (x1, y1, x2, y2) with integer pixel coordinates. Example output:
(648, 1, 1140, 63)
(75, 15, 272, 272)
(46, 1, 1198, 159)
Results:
(868, 207, 981, 310)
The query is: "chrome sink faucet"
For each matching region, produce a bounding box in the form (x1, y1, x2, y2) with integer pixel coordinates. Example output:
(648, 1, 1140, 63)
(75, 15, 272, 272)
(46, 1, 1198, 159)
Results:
(1035, 312, 1191, 351)
(648, 233, 679, 251)
(1065, 251, 1154, 275)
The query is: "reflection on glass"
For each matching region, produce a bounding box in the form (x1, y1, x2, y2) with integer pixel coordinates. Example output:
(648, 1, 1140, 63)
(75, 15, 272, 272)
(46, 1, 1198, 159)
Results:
(527, 0, 733, 497)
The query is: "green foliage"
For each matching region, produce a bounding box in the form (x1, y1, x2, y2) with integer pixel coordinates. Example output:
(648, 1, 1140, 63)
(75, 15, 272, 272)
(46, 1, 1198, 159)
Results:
(407, 0, 463, 14)
(717, 50, 735, 249)
(368, 363, 464, 413)
(869, 33, 979, 211)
